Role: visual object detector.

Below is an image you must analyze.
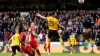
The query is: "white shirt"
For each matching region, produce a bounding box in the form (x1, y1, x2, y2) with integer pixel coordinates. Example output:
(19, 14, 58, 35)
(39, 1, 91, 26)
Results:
(38, 33, 43, 39)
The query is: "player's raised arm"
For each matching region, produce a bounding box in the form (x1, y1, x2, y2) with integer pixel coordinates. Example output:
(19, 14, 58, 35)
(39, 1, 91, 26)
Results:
(36, 13, 47, 20)
(57, 19, 65, 29)
(58, 24, 65, 29)
(32, 28, 39, 38)
(20, 37, 25, 46)
(26, 29, 30, 44)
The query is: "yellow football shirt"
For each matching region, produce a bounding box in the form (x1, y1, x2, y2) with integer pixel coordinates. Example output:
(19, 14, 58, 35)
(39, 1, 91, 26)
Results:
(46, 16, 59, 30)
(11, 33, 20, 46)
(69, 35, 76, 45)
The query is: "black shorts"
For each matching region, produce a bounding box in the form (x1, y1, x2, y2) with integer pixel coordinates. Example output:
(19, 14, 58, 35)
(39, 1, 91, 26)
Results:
(12, 46, 20, 53)
(70, 44, 75, 47)
(48, 30, 60, 38)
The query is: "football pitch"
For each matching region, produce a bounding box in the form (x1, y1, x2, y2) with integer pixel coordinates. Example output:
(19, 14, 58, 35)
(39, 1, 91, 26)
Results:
(0, 53, 100, 56)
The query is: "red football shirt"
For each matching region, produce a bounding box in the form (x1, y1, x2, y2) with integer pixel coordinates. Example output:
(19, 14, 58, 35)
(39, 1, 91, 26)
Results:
(20, 32, 26, 43)
(29, 26, 35, 41)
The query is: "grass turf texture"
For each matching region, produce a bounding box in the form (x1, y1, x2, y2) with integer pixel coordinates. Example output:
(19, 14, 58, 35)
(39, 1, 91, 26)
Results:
(0, 53, 100, 56)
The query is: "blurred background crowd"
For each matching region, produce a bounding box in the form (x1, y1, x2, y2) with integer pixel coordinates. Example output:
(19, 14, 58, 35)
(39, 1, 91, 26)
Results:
(0, 10, 100, 42)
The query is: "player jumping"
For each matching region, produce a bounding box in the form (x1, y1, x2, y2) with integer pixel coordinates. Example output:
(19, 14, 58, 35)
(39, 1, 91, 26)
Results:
(36, 11, 70, 55)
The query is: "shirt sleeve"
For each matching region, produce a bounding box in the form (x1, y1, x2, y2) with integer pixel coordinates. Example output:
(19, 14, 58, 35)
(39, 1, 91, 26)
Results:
(56, 19, 59, 25)
(18, 34, 20, 39)
(20, 33, 23, 38)
(32, 27, 36, 36)
(11, 35, 13, 40)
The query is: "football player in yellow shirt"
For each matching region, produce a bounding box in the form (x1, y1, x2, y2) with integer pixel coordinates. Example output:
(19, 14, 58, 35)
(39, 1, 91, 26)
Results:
(68, 34, 76, 54)
(36, 11, 69, 55)
(8, 30, 22, 56)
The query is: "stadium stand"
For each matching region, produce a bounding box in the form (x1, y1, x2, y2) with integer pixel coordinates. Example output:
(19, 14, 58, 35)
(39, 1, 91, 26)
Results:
(0, 10, 100, 42)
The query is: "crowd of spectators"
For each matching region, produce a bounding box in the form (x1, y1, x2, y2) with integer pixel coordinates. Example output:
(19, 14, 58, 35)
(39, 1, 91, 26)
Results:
(0, 10, 100, 42)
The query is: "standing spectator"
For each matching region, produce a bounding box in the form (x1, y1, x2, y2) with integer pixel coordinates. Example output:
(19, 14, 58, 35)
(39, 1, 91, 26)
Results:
(16, 10, 20, 17)
(38, 31, 43, 42)
(97, 24, 100, 40)
(96, 16, 100, 24)
(4, 31, 8, 41)
(90, 28, 96, 42)
(0, 31, 4, 41)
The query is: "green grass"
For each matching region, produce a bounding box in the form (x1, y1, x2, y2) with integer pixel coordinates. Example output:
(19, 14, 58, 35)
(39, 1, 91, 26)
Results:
(0, 53, 100, 56)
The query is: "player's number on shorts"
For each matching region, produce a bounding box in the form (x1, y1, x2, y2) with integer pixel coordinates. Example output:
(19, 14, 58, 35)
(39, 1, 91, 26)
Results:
(49, 21, 54, 26)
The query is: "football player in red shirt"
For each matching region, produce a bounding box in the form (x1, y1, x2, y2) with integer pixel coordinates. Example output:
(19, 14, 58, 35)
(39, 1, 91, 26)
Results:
(44, 34, 50, 55)
(28, 23, 41, 56)
(20, 25, 35, 56)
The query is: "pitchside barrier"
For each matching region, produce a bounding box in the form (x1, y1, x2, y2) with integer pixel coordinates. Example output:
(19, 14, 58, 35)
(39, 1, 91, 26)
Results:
(0, 42, 100, 53)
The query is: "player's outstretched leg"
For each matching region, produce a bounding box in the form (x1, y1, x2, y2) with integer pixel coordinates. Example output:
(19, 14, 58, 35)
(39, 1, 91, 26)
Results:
(70, 46, 73, 54)
(22, 45, 35, 56)
(46, 38, 51, 55)
(11, 52, 16, 56)
(70, 44, 75, 54)
(44, 42, 47, 52)
(58, 32, 70, 53)
(36, 49, 41, 56)
(48, 43, 50, 55)
(59, 38, 70, 52)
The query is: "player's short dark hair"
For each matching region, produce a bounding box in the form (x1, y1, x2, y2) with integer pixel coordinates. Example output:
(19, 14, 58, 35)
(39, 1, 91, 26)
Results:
(12, 31, 15, 35)
(51, 11, 56, 16)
